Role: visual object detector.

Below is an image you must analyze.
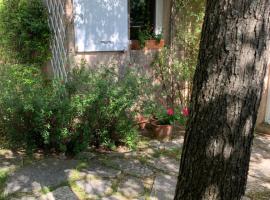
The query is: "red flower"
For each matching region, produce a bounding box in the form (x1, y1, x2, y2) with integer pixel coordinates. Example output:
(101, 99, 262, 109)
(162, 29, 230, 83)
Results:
(167, 108, 174, 116)
(182, 107, 189, 117)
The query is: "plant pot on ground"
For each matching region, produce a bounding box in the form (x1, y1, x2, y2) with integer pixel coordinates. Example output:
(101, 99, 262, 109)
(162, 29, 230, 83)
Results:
(145, 119, 174, 141)
(142, 107, 189, 141)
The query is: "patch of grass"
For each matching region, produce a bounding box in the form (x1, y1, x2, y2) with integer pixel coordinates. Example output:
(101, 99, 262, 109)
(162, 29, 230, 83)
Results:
(111, 173, 124, 194)
(111, 180, 119, 193)
(40, 186, 51, 195)
(138, 155, 149, 165)
(144, 190, 151, 200)
(143, 180, 153, 200)
(69, 182, 89, 200)
(0, 169, 9, 200)
(68, 173, 104, 200)
(69, 169, 85, 182)
(39, 181, 70, 195)
(76, 162, 88, 171)
(153, 147, 182, 160)
(137, 137, 151, 149)
(247, 190, 270, 200)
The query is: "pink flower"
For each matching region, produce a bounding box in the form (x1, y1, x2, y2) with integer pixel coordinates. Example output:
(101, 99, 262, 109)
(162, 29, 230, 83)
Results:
(167, 108, 174, 116)
(182, 107, 189, 117)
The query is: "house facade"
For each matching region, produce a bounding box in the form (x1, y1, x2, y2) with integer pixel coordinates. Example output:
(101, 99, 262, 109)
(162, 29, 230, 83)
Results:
(44, 0, 172, 78)
(45, 0, 270, 132)
(67, 0, 172, 65)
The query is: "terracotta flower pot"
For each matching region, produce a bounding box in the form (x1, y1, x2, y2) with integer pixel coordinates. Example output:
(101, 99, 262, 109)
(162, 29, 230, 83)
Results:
(130, 39, 165, 50)
(146, 120, 174, 141)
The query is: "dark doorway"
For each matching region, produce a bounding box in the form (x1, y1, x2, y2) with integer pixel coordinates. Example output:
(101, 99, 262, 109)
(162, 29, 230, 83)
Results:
(130, 0, 156, 40)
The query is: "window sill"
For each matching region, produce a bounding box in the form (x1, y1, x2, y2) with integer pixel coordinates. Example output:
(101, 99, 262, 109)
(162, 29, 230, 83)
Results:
(130, 39, 165, 50)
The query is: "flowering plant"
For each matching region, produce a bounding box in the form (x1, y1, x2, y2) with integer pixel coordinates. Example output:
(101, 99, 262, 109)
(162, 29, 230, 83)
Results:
(153, 107, 189, 125)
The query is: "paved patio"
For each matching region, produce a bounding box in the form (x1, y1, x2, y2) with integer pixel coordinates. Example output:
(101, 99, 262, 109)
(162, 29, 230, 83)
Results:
(0, 132, 270, 200)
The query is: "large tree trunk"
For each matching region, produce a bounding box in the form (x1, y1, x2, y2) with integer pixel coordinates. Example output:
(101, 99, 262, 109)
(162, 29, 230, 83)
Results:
(174, 1, 270, 200)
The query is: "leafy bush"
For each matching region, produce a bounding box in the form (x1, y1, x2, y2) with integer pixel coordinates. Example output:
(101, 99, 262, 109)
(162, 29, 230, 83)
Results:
(66, 65, 142, 149)
(0, 65, 80, 153)
(0, 64, 142, 154)
(0, 0, 51, 65)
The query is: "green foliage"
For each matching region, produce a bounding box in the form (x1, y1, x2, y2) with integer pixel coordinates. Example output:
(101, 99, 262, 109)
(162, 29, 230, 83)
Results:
(151, 47, 194, 108)
(138, 27, 163, 48)
(173, 0, 205, 73)
(155, 108, 187, 125)
(130, 0, 162, 46)
(0, 0, 51, 65)
(149, 0, 205, 110)
(66, 65, 142, 149)
(147, 0, 205, 121)
(153, 147, 182, 160)
(0, 169, 9, 199)
(0, 64, 142, 154)
(138, 28, 153, 48)
(0, 64, 79, 153)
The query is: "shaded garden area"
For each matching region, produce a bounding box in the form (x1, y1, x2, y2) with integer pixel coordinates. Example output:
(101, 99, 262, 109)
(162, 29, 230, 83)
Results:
(0, 1, 200, 199)
(1, 133, 270, 199)
(1, 0, 270, 200)
(0, 0, 198, 158)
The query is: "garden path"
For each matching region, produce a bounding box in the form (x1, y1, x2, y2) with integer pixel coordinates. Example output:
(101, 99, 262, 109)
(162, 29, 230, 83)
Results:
(1, 132, 270, 200)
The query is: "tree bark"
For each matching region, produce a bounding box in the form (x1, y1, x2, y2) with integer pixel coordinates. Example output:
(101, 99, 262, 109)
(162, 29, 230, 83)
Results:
(174, 1, 270, 200)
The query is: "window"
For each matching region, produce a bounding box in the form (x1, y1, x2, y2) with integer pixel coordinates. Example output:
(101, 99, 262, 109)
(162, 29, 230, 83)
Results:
(73, 0, 163, 52)
(130, 0, 163, 40)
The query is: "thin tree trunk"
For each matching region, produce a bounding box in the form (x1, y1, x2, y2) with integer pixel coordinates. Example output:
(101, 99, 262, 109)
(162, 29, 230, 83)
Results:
(174, 1, 270, 200)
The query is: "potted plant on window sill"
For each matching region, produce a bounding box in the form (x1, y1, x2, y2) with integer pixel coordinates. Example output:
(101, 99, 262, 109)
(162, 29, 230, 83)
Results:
(130, 39, 165, 50)
(130, 29, 164, 50)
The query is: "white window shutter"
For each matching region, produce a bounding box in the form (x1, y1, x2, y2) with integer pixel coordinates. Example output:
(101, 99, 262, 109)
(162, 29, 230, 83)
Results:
(73, 0, 129, 52)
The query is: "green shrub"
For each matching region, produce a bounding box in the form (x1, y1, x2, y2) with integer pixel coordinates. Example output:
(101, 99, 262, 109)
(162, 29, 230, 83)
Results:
(66, 66, 142, 149)
(0, 0, 51, 65)
(0, 64, 81, 153)
(0, 64, 142, 153)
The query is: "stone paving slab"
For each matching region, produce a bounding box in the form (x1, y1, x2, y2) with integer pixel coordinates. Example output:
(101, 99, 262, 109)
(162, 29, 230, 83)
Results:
(102, 193, 144, 200)
(147, 156, 179, 175)
(11, 196, 38, 200)
(75, 178, 113, 198)
(245, 134, 270, 199)
(78, 163, 121, 179)
(41, 186, 78, 200)
(4, 158, 79, 195)
(150, 174, 177, 200)
(0, 149, 22, 171)
(10, 187, 78, 200)
(3, 133, 270, 200)
(118, 177, 145, 198)
(103, 157, 154, 178)
(102, 194, 128, 200)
